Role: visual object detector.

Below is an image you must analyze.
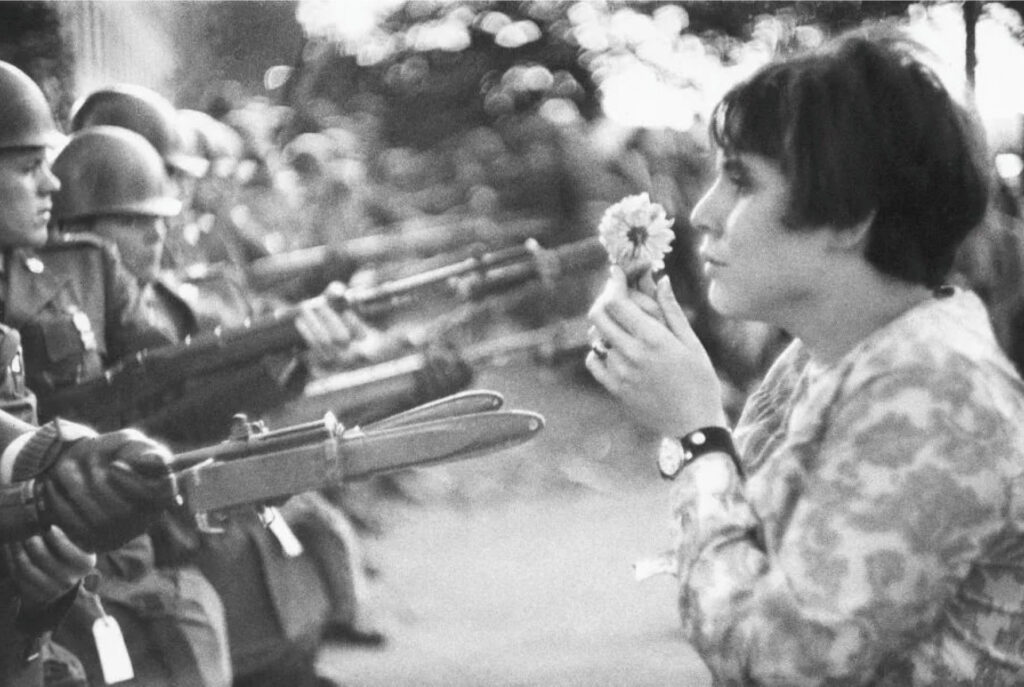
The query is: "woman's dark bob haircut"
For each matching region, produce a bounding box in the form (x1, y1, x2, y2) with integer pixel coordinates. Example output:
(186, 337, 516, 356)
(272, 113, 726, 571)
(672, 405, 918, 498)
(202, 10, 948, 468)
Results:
(709, 26, 990, 288)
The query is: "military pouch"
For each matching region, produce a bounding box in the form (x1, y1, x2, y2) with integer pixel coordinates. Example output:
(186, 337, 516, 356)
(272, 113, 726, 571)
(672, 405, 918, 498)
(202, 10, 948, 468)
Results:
(21, 313, 105, 389)
(0, 325, 35, 424)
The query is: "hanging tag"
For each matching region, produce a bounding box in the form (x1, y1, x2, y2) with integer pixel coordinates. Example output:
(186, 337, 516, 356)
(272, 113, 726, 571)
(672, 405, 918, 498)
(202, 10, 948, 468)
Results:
(260, 506, 304, 558)
(92, 615, 134, 684)
(82, 584, 134, 684)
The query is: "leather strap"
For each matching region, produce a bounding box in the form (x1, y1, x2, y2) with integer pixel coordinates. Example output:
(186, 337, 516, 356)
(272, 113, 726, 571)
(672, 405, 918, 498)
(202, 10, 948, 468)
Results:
(659, 426, 743, 480)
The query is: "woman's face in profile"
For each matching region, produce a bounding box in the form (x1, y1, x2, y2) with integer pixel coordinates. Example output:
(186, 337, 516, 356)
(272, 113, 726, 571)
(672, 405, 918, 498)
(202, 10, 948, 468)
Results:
(689, 150, 833, 325)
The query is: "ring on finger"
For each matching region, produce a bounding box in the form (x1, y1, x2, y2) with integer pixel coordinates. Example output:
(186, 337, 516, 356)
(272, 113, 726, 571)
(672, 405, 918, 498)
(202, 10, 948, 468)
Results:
(590, 339, 609, 360)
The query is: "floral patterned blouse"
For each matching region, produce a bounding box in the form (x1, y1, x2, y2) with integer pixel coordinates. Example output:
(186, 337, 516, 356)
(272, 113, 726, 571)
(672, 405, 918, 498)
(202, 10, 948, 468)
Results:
(668, 288, 1024, 685)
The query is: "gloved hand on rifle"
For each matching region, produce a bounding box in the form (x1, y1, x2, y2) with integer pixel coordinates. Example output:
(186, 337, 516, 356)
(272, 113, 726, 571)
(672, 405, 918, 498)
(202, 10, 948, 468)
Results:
(1, 419, 177, 552)
(2, 527, 96, 633)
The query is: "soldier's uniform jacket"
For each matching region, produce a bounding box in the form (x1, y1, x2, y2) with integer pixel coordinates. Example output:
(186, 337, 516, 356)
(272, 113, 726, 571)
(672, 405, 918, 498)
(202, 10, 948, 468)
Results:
(0, 325, 88, 687)
(155, 266, 252, 332)
(1, 233, 178, 400)
(0, 235, 230, 687)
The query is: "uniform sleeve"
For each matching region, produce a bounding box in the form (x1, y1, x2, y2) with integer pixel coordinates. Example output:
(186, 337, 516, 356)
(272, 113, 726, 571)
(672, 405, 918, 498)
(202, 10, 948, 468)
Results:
(99, 244, 178, 360)
(673, 357, 1011, 685)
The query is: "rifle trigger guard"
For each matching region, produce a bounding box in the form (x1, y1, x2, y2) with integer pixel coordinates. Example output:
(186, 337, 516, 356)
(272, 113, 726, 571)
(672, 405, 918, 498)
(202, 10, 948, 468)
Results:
(195, 511, 225, 534)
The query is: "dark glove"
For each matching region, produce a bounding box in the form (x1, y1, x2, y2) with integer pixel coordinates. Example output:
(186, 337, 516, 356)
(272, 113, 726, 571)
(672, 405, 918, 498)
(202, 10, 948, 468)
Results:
(30, 421, 176, 552)
(413, 341, 474, 405)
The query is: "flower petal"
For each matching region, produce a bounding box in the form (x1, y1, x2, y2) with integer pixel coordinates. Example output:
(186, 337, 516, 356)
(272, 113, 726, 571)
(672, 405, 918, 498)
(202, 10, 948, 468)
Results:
(597, 193, 675, 276)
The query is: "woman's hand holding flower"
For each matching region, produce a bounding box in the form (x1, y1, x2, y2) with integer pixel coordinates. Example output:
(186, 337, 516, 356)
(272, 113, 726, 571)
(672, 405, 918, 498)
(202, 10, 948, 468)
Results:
(587, 266, 725, 437)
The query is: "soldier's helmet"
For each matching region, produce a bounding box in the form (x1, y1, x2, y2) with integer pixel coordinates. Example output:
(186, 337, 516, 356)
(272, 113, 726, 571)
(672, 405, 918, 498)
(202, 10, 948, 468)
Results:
(69, 84, 209, 178)
(177, 108, 244, 178)
(0, 61, 62, 150)
(51, 126, 182, 222)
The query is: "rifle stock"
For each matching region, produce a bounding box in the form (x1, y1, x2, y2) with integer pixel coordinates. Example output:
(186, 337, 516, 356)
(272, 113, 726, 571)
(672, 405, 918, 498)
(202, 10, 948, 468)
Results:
(37, 238, 605, 431)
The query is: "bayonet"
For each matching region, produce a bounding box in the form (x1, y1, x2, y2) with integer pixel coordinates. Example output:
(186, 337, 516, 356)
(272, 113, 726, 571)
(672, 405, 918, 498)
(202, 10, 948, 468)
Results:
(362, 389, 504, 431)
(170, 392, 544, 515)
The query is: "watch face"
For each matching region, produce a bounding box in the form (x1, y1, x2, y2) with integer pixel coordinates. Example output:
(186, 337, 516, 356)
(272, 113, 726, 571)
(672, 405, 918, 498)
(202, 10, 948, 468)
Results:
(657, 437, 685, 479)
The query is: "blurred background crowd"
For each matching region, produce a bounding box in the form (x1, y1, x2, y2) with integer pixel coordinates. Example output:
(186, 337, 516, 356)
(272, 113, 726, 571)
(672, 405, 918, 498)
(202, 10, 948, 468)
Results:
(7, 0, 1024, 396)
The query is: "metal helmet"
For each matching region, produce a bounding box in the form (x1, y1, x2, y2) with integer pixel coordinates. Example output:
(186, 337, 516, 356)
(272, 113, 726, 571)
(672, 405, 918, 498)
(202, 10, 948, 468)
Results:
(177, 108, 246, 181)
(69, 84, 209, 178)
(51, 126, 182, 222)
(0, 61, 61, 150)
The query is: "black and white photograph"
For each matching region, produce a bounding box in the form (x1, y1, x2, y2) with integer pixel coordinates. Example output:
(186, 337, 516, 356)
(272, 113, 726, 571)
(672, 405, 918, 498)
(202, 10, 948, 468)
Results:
(2, 1, 1024, 685)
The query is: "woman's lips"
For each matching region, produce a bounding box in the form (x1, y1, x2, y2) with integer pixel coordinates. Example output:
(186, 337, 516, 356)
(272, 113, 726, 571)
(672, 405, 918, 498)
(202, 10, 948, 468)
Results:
(702, 254, 726, 276)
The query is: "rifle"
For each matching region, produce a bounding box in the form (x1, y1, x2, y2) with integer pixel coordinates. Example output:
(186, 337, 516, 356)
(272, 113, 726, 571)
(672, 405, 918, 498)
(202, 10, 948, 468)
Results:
(170, 390, 543, 526)
(266, 316, 592, 429)
(235, 215, 556, 297)
(37, 237, 606, 431)
(1, 391, 544, 548)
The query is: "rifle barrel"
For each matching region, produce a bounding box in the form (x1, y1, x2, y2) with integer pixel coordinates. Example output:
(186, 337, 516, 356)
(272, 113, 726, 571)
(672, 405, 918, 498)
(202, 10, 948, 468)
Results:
(303, 317, 590, 401)
(455, 237, 606, 300)
(170, 413, 339, 472)
(343, 242, 536, 313)
(37, 235, 603, 430)
(245, 215, 554, 292)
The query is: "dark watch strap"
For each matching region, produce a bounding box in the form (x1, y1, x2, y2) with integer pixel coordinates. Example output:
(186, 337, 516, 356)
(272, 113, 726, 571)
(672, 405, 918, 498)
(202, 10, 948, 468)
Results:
(658, 426, 744, 480)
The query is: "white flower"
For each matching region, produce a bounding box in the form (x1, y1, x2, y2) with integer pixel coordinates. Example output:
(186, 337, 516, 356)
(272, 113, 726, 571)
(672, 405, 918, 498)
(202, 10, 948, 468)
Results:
(597, 192, 675, 279)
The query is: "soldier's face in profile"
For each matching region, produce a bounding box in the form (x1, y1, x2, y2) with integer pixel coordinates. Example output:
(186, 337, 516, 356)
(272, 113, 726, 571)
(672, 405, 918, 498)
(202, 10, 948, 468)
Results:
(91, 215, 167, 283)
(0, 147, 60, 248)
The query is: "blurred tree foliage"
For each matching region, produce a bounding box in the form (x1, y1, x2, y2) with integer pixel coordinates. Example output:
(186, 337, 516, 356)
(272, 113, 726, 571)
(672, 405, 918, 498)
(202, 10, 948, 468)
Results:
(172, 0, 305, 113)
(286, 1, 914, 148)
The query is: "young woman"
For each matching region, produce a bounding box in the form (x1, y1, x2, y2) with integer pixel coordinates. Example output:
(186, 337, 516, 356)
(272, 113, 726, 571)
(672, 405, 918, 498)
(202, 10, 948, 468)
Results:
(587, 28, 1024, 685)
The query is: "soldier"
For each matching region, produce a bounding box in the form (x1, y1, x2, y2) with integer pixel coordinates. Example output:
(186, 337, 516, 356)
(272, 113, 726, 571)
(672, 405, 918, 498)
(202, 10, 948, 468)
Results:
(0, 59, 233, 687)
(0, 321, 179, 687)
(0, 63, 180, 685)
(69, 83, 269, 273)
(50, 123, 375, 687)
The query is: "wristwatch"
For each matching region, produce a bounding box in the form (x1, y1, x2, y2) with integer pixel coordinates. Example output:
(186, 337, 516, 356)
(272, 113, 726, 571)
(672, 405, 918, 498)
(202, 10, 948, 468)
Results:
(658, 426, 743, 480)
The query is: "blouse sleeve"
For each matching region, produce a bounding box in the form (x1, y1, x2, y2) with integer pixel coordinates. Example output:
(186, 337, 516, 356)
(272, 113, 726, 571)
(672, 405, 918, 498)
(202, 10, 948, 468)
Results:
(672, 355, 1012, 685)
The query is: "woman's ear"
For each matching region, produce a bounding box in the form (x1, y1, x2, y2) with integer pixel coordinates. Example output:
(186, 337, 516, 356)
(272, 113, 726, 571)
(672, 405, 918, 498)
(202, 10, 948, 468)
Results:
(826, 211, 875, 253)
